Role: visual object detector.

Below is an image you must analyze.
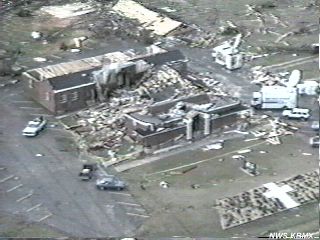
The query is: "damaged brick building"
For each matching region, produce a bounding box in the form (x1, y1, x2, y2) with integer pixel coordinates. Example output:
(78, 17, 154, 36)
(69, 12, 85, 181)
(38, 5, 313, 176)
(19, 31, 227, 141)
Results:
(125, 93, 248, 148)
(22, 45, 187, 114)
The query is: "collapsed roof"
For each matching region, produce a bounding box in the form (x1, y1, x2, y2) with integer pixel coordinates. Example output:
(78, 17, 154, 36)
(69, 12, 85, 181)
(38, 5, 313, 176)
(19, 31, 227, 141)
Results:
(24, 45, 166, 81)
(112, 0, 183, 36)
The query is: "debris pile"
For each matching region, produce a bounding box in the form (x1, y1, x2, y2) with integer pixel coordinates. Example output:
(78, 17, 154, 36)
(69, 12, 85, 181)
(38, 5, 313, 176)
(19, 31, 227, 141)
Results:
(74, 90, 153, 151)
(185, 31, 217, 48)
(202, 140, 224, 151)
(112, 0, 182, 36)
(40, 2, 96, 19)
(89, 11, 155, 42)
(66, 65, 229, 156)
(249, 115, 297, 145)
(250, 66, 288, 85)
(138, 65, 207, 98)
(216, 170, 319, 229)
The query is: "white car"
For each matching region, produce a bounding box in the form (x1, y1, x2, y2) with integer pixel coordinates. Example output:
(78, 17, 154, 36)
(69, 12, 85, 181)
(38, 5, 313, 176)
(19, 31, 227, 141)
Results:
(309, 136, 319, 148)
(22, 117, 47, 137)
(282, 108, 310, 120)
(311, 121, 319, 131)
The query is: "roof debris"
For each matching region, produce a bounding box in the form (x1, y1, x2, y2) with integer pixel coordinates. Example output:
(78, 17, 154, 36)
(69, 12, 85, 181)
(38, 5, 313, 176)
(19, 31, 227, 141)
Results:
(112, 0, 182, 36)
(41, 2, 96, 19)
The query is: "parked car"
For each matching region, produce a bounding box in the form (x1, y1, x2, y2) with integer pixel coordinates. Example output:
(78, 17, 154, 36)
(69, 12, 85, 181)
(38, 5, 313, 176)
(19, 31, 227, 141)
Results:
(96, 176, 126, 191)
(78, 164, 97, 181)
(22, 117, 47, 137)
(311, 121, 319, 131)
(282, 108, 310, 120)
(309, 136, 319, 148)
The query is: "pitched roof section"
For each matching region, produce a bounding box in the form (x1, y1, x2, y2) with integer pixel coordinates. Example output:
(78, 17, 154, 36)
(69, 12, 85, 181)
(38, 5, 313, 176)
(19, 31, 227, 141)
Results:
(27, 52, 130, 81)
(112, 0, 182, 36)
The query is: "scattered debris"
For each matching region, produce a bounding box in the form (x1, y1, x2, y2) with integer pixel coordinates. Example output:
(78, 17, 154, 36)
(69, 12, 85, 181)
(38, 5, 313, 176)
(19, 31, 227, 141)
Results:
(9, 79, 19, 85)
(191, 184, 200, 189)
(241, 159, 259, 176)
(297, 81, 319, 95)
(17, 9, 32, 17)
(160, 7, 176, 13)
(244, 138, 259, 142)
(181, 165, 198, 174)
(70, 48, 81, 53)
(159, 181, 169, 188)
(35, 153, 43, 157)
(112, 0, 182, 36)
(73, 36, 88, 48)
(232, 155, 245, 160)
(302, 153, 312, 156)
(202, 140, 224, 151)
(33, 57, 47, 62)
(237, 149, 251, 154)
(41, 2, 96, 19)
(31, 31, 42, 40)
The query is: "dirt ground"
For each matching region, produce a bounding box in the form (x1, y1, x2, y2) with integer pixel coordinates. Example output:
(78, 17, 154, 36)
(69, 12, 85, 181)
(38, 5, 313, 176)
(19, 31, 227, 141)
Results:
(0, 0, 318, 238)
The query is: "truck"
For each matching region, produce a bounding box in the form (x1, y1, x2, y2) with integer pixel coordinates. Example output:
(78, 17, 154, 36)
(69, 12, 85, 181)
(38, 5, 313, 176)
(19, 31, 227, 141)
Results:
(212, 34, 244, 70)
(251, 86, 298, 109)
(78, 164, 97, 181)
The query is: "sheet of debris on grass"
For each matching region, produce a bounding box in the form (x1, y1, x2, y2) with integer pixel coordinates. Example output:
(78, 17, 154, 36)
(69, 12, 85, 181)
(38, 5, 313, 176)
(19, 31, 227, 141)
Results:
(215, 170, 319, 229)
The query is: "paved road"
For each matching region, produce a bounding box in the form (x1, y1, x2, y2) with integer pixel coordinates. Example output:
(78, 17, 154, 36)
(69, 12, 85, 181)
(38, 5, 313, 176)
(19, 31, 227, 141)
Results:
(0, 85, 148, 237)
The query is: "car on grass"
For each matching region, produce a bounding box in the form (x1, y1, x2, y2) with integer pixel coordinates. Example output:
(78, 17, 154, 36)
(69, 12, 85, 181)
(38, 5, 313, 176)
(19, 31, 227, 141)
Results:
(96, 176, 126, 191)
(282, 108, 310, 120)
(22, 117, 47, 137)
(309, 136, 319, 148)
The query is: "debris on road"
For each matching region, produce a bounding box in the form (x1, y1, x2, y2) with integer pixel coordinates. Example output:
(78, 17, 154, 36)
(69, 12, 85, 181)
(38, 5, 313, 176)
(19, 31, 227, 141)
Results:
(232, 155, 245, 160)
(33, 57, 47, 62)
(237, 149, 251, 154)
(40, 2, 96, 19)
(159, 181, 169, 188)
(202, 140, 224, 151)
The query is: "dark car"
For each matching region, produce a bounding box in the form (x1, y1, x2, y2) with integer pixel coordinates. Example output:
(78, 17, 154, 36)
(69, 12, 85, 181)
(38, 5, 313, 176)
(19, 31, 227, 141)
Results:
(96, 176, 126, 191)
